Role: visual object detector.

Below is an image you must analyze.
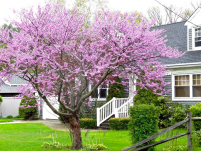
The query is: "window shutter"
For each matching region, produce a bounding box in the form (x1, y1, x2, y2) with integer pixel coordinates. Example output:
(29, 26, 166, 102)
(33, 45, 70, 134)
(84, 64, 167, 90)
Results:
(189, 29, 192, 50)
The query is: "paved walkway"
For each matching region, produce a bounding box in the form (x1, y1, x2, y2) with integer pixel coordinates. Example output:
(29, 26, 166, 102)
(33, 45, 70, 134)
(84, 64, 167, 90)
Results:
(0, 120, 102, 131)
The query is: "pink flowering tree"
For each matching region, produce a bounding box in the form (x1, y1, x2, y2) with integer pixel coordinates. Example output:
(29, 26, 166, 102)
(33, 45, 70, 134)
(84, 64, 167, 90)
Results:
(0, 2, 182, 150)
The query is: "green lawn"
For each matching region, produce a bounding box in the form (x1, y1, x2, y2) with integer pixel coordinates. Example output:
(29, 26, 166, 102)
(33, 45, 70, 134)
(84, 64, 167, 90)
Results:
(0, 119, 13, 122)
(0, 117, 23, 123)
(0, 123, 200, 151)
(0, 123, 131, 151)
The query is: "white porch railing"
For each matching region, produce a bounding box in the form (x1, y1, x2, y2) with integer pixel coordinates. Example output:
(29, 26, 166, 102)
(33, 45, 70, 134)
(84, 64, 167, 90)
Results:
(115, 98, 133, 118)
(97, 97, 132, 126)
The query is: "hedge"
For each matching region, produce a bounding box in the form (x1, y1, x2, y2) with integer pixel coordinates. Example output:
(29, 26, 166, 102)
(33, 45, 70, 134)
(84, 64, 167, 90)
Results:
(128, 104, 160, 151)
(79, 118, 96, 129)
(108, 117, 130, 130)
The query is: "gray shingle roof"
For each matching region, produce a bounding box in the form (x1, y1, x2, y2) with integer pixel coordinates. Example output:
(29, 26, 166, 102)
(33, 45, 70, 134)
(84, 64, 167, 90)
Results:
(151, 21, 201, 65)
(0, 75, 27, 93)
(9, 75, 27, 84)
(0, 84, 19, 93)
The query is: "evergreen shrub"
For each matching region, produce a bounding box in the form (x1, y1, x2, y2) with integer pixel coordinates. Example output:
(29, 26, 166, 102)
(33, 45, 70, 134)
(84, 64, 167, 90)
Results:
(19, 96, 38, 120)
(0, 95, 3, 103)
(169, 103, 188, 128)
(106, 77, 125, 102)
(190, 103, 201, 131)
(79, 118, 96, 129)
(108, 117, 130, 130)
(128, 104, 159, 151)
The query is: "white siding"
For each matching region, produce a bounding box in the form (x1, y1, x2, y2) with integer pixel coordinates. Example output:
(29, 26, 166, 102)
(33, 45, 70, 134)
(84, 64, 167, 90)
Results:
(0, 98, 21, 117)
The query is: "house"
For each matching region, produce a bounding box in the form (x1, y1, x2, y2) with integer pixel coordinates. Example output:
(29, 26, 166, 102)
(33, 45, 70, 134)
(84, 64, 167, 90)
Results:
(153, 7, 201, 106)
(96, 7, 201, 127)
(0, 75, 59, 119)
(0, 76, 26, 117)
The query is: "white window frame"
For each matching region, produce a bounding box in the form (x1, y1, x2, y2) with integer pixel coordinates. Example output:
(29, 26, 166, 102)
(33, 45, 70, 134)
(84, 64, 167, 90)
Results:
(89, 84, 109, 101)
(172, 73, 201, 101)
(191, 27, 201, 51)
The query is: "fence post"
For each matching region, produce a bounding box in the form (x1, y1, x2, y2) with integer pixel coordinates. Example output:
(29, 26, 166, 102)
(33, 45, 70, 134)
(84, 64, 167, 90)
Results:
(186, 111, 193, 151)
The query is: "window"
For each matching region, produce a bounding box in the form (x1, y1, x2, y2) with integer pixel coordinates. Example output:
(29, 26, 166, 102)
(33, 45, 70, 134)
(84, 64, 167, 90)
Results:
(193, 74, 201, 97)
(90, 84, 109, 100)
(195, 28, 201, 47)
(174, 74, 201, 99)
(175, 75, 189, 97)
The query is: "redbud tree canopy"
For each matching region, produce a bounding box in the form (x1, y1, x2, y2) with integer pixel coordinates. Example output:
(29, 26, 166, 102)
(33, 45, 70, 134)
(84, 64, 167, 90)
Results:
(0, 2, 182, 122)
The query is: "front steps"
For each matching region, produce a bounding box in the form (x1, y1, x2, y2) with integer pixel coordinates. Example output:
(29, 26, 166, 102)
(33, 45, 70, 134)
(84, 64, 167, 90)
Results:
(97, 115, 115, 130)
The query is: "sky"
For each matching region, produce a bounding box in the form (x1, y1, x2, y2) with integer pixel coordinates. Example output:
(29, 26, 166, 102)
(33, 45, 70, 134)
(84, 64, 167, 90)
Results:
(0, 0, 200, 26)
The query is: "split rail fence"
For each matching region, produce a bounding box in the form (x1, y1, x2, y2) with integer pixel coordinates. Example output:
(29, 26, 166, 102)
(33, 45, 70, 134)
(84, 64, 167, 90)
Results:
(122, 111, 201, 151)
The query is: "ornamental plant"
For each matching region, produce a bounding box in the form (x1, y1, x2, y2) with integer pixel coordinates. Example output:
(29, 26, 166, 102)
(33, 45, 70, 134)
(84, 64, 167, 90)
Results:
(0, 95, 3, 103)
(0, 1, 182, 149)
(106, 77, 125, 102)
(128, 104, 160, 151)
(19, 95, 38, 120)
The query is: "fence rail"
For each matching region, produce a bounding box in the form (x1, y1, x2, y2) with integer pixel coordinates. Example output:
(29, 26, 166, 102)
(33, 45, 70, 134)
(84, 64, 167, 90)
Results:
(122, 111, 194, 151)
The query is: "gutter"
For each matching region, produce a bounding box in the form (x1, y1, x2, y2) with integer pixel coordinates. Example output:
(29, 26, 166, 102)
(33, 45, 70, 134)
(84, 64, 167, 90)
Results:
(165, 62, 201, 68)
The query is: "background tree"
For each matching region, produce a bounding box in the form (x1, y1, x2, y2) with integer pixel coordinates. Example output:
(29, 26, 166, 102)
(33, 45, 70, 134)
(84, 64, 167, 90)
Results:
(106, 77, 125, 102)
(147, 5, 193, 26)
(0, 2, 183, 149)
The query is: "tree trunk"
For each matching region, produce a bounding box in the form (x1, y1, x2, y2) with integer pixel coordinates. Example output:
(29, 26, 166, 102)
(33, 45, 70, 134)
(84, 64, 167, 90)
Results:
(69, 115, 83, 150)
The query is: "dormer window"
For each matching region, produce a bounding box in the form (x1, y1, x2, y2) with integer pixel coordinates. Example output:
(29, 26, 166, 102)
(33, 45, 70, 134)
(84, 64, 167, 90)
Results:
(195, 28, 201, 47)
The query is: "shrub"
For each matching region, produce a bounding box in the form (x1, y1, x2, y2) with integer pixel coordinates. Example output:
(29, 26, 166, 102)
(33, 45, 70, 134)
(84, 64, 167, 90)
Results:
(134, 88, 159, 105)
(79, 118, 96, 129)
(192, 130, 201, 149)
(6, 115, 13, 119)
(106, 77, 125, 102)
(19, 95, 38, 120)
(42, 142, 69, 149)
(0, 95, 3, 103)
(190, 103, 201, 131)
(134, 88, 172, 128)
(169, 103, 187, 128)
(108, 117, 130, 130)
(87, 144, 108, 150)
(128, 104, 160, 151)
(14, 115, 22, 118)
(162, 145, 188, 151)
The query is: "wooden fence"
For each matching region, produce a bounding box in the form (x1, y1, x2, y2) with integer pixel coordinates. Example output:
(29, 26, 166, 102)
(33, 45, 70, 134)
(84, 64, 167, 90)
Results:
(121, 111, 200, 151)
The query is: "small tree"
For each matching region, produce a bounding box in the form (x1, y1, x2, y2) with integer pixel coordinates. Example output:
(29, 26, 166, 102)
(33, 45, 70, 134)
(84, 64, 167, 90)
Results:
(0, 2, 183, 149)
(19, 96, 38, 120)
(106, 77, 125, 102)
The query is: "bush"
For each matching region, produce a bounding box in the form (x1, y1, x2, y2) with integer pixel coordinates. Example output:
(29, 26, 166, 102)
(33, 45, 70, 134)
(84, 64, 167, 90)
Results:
(87, 144, 108, 150)
(14, 115, 22, 118)
(190, 103, 201, 131)
(106, 77, 125, 102)
(42, 142, 70, 150)
(192, 130, 201, 148)
(134, 88, 159, 105)
(169, 103, 187, 128)
(19, 95, 38, 120)
(134, 89, 172, 128)
(79, 118, 96, 129)
(162, 145, 188, 151)
(0, 95, 3, 103)
(108, 117, 130, 130)
(128, 104, 160, 151)
(6, 115, 13, 119)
